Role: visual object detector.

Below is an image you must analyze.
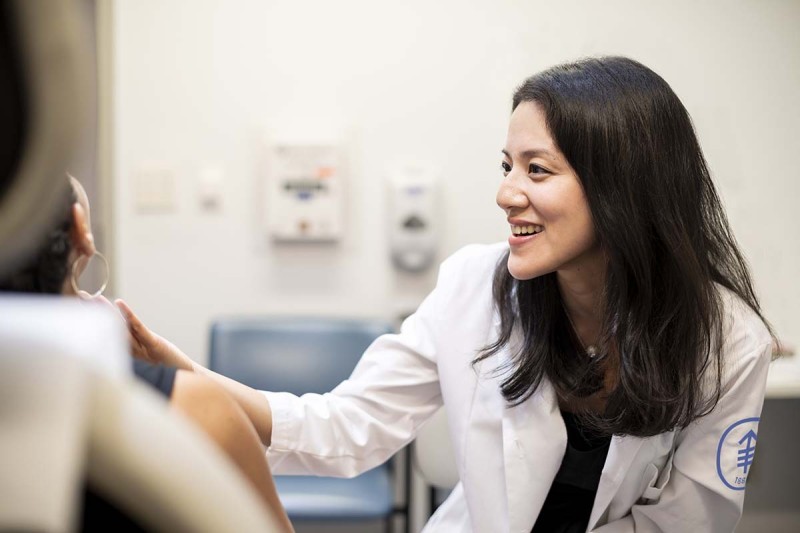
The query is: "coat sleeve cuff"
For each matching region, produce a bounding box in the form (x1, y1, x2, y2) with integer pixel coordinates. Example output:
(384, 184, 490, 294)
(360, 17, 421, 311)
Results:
(262, 390, 300, 453)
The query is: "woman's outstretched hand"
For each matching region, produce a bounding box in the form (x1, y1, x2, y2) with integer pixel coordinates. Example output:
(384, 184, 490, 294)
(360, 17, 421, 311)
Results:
(115, 299, 195, 371)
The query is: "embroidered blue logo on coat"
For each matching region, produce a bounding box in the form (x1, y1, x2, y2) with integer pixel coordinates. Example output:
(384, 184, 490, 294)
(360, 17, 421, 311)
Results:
(716, 417, 760, 490)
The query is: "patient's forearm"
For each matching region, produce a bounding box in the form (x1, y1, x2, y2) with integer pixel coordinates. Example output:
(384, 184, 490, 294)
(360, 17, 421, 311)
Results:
(171, 371, 290, 532)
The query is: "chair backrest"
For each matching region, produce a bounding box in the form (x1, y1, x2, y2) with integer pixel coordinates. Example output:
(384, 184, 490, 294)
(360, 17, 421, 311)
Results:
(0, 297, 283, 533)
(0, 0, 95, 277)
(209, 317, 393, 394)
(0, 296, 122, 532)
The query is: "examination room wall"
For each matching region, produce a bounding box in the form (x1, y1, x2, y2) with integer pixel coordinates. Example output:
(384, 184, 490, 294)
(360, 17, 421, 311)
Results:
(111, 0, 800, 372)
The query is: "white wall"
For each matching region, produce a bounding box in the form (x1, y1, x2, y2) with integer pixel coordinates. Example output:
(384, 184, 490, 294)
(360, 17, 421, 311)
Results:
(112, 0, 800, 366)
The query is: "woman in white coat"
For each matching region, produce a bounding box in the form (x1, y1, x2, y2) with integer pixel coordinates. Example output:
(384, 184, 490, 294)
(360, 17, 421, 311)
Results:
(120, 56, 773, 532)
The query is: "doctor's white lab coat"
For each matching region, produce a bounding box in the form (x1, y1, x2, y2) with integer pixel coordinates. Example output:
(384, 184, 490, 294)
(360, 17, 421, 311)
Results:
(264, 243, 772, 532)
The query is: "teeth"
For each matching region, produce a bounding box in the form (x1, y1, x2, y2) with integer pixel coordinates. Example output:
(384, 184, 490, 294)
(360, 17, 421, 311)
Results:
(510, 224, 543, 236)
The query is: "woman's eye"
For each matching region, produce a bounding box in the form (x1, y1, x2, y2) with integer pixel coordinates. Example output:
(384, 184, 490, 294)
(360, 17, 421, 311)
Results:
(529, 163, 548, 175)
(501, 162, 511, 174)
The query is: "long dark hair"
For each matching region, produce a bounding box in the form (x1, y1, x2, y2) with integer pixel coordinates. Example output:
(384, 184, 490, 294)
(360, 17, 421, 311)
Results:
(0, 182, 76, 294)
(477, 57, 770, 437)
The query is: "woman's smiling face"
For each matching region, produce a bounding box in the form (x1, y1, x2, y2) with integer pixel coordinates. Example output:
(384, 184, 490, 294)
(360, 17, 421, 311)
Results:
(496, 101, 602, 281)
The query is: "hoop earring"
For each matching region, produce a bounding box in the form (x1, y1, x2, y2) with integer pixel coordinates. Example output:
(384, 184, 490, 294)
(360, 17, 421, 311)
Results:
(71, 251, 110, 298)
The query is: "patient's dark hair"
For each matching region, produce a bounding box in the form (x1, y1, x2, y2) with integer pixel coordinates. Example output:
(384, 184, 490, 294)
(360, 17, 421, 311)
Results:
(0, 182, 76, 294)
(476, 56, 770, 437)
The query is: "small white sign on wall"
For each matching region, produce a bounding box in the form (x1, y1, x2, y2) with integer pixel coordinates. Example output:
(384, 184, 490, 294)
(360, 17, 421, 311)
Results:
(264, 143, 343, 242)
(134, 163, 176, 213)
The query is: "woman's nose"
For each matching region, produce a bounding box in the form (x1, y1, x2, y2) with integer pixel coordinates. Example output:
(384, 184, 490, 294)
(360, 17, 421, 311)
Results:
(496, 178, 527, 213)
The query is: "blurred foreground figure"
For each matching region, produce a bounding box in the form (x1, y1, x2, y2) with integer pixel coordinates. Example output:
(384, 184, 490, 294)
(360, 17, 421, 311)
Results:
(0, 2, 290, 531)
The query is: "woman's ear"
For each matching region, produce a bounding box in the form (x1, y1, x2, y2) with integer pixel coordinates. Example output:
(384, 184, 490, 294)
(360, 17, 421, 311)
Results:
(70, 202, 96, 257)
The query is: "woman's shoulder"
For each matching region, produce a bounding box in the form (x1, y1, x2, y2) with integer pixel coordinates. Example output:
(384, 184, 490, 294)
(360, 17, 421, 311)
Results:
(715, 284, 772, 361)
(429, 242, 509, 307)
(439, 241, 509, 276)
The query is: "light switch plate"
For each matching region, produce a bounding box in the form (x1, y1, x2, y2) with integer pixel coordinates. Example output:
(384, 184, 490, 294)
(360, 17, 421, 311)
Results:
(134, 164, 176, 213)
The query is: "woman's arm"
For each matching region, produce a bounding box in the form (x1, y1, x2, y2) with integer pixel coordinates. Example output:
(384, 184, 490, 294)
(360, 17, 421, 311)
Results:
(592, 338, 772, 532)
(113, 245, 495, 479)
(116, 299, 274, 446)
(116, 292, 444, 478)
(190, 363, 275, 446)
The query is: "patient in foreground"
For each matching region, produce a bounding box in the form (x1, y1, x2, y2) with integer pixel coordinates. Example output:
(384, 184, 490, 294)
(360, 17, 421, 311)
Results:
(0, 176, 293, 533)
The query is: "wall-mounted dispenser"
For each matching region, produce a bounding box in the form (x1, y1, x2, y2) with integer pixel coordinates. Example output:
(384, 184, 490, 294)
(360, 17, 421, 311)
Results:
(388, 165, 439, 272)
(264, 143, 343, 242)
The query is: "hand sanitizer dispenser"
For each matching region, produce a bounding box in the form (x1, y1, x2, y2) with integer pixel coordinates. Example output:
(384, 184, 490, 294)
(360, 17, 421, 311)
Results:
(388, 165, 439, 272)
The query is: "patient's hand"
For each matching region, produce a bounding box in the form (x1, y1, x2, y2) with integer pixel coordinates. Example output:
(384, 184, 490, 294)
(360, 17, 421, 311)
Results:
(115, 299, 195, 371)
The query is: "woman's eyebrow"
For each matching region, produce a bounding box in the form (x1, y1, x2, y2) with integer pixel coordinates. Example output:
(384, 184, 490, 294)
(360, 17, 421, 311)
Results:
(501, 148, 558, 160)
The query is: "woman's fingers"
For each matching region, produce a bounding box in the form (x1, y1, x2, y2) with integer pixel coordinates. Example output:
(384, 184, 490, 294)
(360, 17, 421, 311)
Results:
(127, 330, 147, 360)
(113, 299, 193, 370)
(115, 299, 150, 339)
(114, 298, 135, 322)
(115, 299, 157, 357)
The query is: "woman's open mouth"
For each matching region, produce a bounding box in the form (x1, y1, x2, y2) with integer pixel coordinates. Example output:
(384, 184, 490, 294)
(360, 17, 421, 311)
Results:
(508, 224, 544, 245)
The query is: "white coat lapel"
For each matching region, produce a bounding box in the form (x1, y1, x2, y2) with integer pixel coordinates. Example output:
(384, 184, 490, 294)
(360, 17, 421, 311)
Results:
(588, 435, 646, 529)
(498, 334, 567, 533)
(502, 382, 566, 532)
(462, 355, 510, 532)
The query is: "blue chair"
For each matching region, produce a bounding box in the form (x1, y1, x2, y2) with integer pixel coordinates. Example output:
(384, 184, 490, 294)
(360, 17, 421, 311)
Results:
(209, 317, 397, 531)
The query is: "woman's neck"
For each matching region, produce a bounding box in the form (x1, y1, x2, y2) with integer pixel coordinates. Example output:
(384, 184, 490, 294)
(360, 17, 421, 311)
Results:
(556, 257, 619, 410)
(556, 262, 606, 324)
